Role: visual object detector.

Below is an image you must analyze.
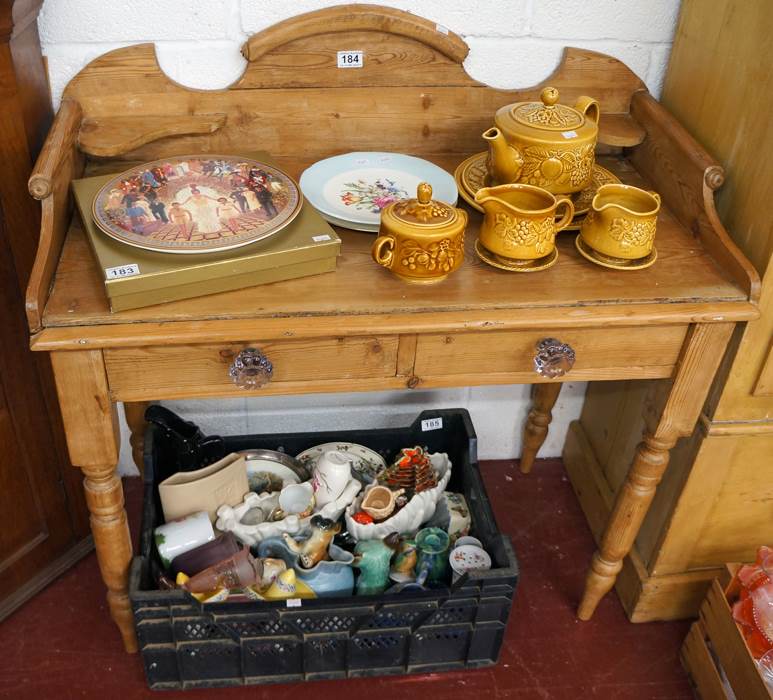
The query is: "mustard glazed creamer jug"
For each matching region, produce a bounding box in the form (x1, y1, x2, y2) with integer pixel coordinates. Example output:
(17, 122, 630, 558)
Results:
(483, 86, 600, 195)
(579, 183, 661, 262)
(474, 183, 574, 271)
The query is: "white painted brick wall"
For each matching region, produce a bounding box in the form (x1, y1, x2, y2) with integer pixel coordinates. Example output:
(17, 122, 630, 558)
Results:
(38, 0, 680, 475)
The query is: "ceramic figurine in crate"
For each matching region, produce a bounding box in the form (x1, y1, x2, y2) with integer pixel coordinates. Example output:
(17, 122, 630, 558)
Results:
(282, 515, 341, 568)
(353, 536, 400, 595)
(258, 534, 355, 598)
(386, 533, 417, 583)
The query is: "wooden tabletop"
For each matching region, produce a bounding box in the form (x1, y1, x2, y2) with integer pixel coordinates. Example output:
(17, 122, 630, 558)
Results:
(40, 155, 748, 335)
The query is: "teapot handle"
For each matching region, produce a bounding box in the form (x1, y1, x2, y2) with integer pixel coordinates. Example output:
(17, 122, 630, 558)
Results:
(372, 235, 396, 268)
(575, 96, 600, 124)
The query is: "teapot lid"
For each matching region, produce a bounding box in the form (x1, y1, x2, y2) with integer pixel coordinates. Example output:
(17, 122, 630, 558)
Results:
(389, 182, 458, 227)
(511, 87, 585, 131)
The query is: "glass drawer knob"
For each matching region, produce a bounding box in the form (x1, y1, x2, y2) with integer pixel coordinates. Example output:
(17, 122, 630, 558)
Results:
(533, 338, 575, 378)
(229, 347, 273, 389)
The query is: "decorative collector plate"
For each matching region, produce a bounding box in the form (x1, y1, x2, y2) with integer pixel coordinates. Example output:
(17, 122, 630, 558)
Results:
(92, 155, 302, 254)
(299, 152, 457, 231)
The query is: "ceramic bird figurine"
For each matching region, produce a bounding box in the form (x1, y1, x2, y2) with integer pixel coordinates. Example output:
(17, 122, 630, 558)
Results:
(282, 515, 341, 568)
(385, 533, 417, 582)
(353, 534, 401, 595)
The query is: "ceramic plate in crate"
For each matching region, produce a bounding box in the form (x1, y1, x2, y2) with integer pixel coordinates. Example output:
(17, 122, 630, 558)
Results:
(344, 453, 452, 540)
(296, 441, 387, 484)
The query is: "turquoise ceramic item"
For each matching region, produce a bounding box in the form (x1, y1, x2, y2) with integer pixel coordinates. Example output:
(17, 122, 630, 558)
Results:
(353, 538, 398, 595)
(257, 535, 354, 598)
(299, 152, 458, 232)
(415, 527, 450, 584)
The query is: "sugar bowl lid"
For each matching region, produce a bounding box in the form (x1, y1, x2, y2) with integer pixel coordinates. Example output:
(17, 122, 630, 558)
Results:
(382, 182, 460, 229)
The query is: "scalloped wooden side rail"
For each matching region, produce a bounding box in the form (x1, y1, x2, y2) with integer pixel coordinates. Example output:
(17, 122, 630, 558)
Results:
(629, 91, 760, 301)
(78, 114, 227, 158)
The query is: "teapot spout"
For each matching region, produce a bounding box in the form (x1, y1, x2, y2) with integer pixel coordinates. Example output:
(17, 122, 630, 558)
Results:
(482, 127, 523, 185)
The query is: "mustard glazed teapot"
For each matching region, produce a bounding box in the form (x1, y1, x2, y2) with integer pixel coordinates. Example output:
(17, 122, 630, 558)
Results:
(483, 86, 600, 195)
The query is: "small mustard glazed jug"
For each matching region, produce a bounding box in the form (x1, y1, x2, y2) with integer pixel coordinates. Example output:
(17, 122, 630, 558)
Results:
(474, 183, 574, 271)
(578, 183, 660, 267)
(371, 182, 467, 283)
(483, 86, 600, 194)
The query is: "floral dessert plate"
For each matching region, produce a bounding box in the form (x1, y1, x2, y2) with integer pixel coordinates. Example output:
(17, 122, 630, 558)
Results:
(295, 442, 387, 485)
(299, 152, 457, 230)
(313, 210, 381, 233)
(92, 155, 301, 254)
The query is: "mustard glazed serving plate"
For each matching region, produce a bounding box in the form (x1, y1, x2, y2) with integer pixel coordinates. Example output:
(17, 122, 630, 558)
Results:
(92, 155, 302, 254)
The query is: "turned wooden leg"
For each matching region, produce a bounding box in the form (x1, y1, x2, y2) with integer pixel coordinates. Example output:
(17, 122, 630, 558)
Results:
(124, 401, 150, 476)
(50, 350, 137, 652)
(577, 323, 734, 620)
(82, 462, 137, 651)
(578, 432, 675, 619)
(520, 382, 562, 474)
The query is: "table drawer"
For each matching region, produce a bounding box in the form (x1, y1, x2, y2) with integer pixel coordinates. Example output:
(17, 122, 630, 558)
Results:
(414, 325, 688, 384)
(105, 336, 400, 400)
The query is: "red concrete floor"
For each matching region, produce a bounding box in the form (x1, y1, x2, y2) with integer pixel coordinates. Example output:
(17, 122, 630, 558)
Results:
(0, 459, 694, 699)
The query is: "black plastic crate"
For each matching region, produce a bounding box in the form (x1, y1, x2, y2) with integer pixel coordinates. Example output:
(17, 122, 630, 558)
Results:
(130, 409, 519, 690)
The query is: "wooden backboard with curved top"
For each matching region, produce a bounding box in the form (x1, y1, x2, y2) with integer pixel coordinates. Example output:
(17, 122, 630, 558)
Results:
(62, 4, 646, 161)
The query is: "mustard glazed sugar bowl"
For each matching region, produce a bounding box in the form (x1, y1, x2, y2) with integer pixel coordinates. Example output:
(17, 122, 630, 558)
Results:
(483, 86, 600, 194)
(372, 182, 468, 283)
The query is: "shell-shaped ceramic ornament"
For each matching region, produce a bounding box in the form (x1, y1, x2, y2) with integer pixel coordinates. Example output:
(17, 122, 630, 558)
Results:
(344, 453, 451, 540)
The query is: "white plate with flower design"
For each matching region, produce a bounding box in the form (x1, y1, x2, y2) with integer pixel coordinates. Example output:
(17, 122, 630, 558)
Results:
(295, 442, 387, 485)
(449, 544, 492, 576)
(299, 152, 457, 231)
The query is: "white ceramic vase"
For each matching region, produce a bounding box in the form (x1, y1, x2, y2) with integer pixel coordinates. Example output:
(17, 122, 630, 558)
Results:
(312, 450, 352, 507)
